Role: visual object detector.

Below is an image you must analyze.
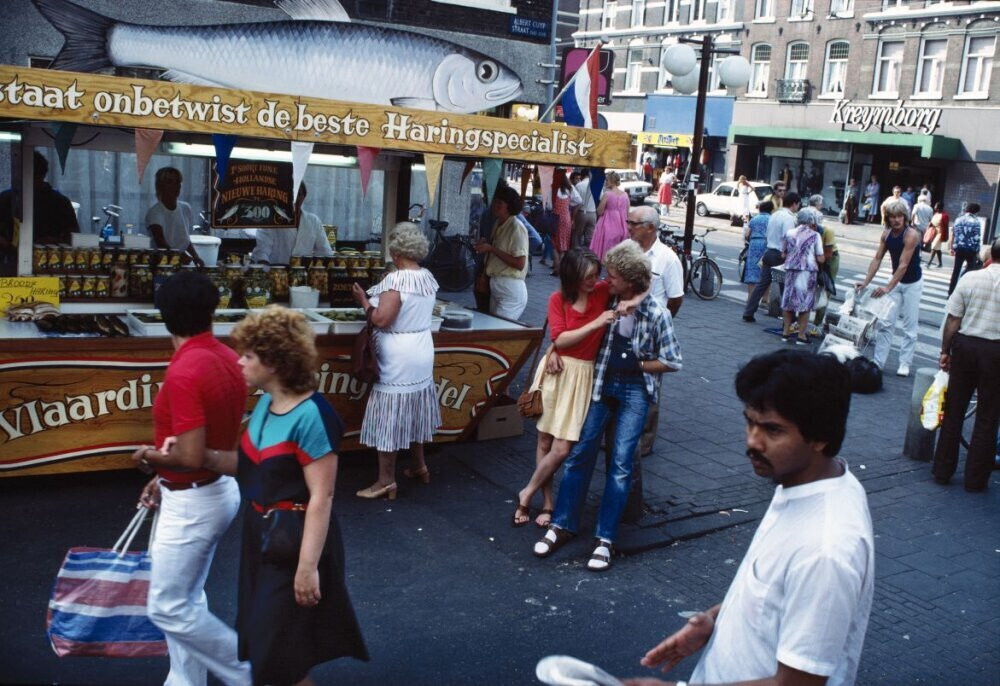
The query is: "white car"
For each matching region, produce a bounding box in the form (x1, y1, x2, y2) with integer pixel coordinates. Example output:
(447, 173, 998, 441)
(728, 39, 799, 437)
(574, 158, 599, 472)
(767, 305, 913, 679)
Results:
(695, 181, 773, 219)
(606, 169, 652, 205)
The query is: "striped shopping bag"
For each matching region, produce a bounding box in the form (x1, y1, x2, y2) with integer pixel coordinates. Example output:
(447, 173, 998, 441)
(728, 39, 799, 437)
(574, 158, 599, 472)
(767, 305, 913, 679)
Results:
(46, 507, 167, 657)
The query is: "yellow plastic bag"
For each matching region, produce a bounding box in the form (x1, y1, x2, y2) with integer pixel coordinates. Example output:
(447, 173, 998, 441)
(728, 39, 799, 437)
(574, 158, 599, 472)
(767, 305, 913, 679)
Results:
(920, 370, 949, 431)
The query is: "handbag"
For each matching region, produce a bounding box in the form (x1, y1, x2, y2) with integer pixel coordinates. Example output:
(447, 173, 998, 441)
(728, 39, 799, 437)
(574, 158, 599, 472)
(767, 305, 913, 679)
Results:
(817, 267, 837, 297)
(260, 506, 306, 565)
(351, 308, 379, 383)
(517, 318, 549, 419)
(47, 507, 167, 658)
(737, 244, 748, 282)
(474, 270, 491, 295)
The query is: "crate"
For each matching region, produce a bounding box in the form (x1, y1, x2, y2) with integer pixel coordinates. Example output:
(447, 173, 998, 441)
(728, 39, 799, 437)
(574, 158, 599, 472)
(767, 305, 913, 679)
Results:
(476, 395, 523, 441)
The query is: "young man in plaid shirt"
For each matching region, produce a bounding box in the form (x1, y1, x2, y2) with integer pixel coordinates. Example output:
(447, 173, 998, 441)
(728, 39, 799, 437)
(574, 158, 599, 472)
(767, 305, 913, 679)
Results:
(534, 241, 682, 571)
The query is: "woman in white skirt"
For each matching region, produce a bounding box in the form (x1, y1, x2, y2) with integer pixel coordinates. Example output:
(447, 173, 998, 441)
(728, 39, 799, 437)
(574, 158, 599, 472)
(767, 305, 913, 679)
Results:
(512, 249, 622, 528)
(352, 223, 441, 500)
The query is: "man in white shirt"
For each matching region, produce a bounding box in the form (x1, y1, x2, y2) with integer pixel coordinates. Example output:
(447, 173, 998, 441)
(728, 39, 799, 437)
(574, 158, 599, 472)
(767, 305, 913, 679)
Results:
(742, 192, 801, 322)
(627, 350, 874, 686)
(251, 183, 334, 264)
(625, 205, 684, 317)
(911, 194, 933, 237)
(573, 169, 597, 248)
(146, 167, 203, 266)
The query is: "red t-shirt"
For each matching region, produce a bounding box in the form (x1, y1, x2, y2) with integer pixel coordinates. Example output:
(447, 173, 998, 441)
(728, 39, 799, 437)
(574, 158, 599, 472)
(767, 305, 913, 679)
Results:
(549, 280, 611, 361)
(153, 332, 246, 484)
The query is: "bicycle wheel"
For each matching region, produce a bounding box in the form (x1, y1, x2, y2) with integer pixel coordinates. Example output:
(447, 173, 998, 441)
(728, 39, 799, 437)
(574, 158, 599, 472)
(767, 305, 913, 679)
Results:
(959, 394, 977, 450)
(689, 257, 723, 300)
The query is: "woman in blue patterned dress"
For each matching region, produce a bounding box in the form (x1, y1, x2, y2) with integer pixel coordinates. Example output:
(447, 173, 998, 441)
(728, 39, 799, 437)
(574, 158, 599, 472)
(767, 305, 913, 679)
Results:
(741, 200, 772, 299)
(781, 209, 826, 345)
(197, 306, 369, 685)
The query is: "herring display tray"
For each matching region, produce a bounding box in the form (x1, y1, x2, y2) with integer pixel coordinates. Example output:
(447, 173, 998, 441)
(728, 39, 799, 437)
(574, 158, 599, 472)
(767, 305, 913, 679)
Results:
(126, 308, 329, 337)
(308, 308, 443, 334)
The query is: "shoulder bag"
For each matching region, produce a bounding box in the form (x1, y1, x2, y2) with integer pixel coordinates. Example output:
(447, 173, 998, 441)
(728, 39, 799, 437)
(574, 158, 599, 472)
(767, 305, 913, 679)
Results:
(351, 308, 379, 383)
(517, 318, 550, 419)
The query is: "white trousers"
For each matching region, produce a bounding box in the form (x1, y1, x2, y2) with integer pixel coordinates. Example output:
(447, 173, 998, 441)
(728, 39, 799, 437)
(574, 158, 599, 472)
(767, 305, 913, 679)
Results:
(490, 275, 528, 321)
(873, 278, 923, 369)
(148, 476, 251, 686)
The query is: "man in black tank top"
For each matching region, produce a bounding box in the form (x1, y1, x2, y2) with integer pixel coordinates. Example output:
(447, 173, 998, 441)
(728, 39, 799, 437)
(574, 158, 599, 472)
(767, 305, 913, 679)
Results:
(855, 199, 924, 377)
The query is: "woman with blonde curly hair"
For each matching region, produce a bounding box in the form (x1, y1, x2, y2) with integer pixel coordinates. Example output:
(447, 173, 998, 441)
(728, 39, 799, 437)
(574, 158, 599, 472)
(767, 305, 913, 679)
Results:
(192, 306, 369, 685)
(352, 222, 441, 500)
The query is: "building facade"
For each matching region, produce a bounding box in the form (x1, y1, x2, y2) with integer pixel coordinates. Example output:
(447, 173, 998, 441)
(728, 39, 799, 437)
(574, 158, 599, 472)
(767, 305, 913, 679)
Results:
(728, 0, 999, 230)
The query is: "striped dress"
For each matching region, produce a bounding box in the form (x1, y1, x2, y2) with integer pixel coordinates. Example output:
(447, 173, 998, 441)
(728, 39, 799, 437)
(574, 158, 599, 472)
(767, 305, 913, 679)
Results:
(360, 268, 442, 452)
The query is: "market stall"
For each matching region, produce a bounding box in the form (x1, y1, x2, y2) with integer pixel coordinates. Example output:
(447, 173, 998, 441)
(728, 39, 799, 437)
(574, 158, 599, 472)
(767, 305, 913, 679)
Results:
(0, 65, 631, 476)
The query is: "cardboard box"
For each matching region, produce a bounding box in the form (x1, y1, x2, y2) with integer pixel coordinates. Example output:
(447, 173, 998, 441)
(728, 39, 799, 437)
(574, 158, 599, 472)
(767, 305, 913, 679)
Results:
(476, 395, 523, 441)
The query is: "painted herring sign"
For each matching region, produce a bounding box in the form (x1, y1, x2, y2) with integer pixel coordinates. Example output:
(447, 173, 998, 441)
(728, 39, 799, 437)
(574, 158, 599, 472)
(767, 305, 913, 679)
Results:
(830, 99, 942, 136)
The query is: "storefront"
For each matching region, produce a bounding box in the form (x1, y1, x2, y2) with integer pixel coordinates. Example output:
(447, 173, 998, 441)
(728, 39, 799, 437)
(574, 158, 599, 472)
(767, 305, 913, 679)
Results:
(643, 94, 735, 191)
(0, 65, 631, 476)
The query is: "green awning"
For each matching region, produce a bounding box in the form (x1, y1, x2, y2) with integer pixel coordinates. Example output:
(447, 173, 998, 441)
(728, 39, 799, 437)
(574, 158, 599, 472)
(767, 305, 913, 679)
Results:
(728, 125, 962, 160)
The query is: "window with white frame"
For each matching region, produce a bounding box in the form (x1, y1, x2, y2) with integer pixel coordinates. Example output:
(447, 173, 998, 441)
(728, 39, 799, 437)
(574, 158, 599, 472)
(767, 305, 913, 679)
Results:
(603, 2, 617, 30)
(881, 0, 907, 9)
(790, 0, 813, 18)
(625, 41, 644, 92)
(914, 37, 947, 97)
(749, 44, 771, 95)
(659, 42, 675, 89)
(631, 0, 645, 28)
(663, 0, 678, 24)
(829, 0, 853, 14)
(821, 41, 849, 95)
(691, 0, 707, 22)
(873, 39, 903, 95)
(959, 35, 995, 96)
(755, 0, 774, 20)
(717, 0, 733, 22)
(708, 54, 723, 91)
(785, 42, 809, 81)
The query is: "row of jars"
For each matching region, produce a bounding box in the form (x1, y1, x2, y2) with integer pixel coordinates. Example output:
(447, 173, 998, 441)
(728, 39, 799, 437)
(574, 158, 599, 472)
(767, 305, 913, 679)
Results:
(32, 244, 184, 275)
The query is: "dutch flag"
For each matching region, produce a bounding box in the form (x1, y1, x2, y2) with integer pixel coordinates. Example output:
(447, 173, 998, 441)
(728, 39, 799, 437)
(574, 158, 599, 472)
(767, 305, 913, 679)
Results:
(562, 44, 601, 129)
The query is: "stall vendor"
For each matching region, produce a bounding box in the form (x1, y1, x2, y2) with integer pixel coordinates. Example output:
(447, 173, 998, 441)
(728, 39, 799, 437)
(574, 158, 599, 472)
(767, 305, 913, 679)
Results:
(146, 166, 203, 266)
(0, 152, 79, 275)
(251, 182, 334, 265)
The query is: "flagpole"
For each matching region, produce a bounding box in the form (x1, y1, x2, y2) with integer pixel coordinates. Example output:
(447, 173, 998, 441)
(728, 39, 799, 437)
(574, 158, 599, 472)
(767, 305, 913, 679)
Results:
(537, 42, 601, 124)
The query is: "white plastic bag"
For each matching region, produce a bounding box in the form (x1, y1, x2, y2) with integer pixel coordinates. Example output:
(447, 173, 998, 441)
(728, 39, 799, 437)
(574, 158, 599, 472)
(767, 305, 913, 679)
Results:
(921, 370, 949, 431)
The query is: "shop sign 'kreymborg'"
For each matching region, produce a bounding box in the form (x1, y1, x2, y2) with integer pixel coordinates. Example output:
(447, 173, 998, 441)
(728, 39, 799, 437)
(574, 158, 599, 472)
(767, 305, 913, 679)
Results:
(0, 66, 631, 168)
(829, 99, 942, 136)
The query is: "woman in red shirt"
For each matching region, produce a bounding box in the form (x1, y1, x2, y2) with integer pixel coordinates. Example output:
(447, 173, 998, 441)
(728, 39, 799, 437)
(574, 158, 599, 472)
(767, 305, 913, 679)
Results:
(512, 249, 618, 528)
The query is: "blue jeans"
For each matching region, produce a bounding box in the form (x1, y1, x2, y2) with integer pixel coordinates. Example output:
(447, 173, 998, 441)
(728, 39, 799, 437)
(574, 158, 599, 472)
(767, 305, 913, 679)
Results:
(552, 377, 651, 543)
(542, 234, 554, 262)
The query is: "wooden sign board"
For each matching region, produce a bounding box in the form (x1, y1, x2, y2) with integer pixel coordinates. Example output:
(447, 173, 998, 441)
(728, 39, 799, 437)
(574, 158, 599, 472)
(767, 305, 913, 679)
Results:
(0, 331, 538, 477)
(211, 161, 295, 229)
(0, 65, 633, 168)
(0, 276, 59, 315)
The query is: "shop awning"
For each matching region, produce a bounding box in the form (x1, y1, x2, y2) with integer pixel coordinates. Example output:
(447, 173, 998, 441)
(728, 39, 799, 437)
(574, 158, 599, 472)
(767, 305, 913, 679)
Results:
(728, 125, 962, 160)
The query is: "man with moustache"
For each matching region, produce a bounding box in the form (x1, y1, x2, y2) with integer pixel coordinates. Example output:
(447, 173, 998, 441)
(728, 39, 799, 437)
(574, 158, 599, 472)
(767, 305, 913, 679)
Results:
(626, 350, 874, 686)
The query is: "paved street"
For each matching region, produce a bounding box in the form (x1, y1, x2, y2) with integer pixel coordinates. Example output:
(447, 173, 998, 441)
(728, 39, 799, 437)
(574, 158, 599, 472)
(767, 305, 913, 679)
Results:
(1, 231, 997, 685)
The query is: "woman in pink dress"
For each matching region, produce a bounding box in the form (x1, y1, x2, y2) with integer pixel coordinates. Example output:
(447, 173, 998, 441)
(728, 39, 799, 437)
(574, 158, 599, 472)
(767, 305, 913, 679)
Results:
(589, 171, 630, 260)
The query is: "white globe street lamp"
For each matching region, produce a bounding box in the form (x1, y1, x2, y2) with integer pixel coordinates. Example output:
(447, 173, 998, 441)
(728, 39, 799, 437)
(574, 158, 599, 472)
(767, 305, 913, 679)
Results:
(662, 44, 697, 78)
(670, 65, 701, 94)
(718, 55, 752, 89)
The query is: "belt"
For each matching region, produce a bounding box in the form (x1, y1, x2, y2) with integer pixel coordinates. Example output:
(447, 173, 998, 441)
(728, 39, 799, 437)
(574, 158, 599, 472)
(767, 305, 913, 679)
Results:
(159, 474, 222, 491)
(252, 500, 307, 516)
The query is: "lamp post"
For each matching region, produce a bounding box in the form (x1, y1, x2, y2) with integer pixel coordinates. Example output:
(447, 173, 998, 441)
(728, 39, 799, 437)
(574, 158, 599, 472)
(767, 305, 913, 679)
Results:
(661, 37, 750, 257)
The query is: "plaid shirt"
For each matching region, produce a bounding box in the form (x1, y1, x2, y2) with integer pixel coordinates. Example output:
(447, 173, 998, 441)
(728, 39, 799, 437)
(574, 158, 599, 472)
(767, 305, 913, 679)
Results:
(951, 213, 982, 252)
(592, 294, 682, 404)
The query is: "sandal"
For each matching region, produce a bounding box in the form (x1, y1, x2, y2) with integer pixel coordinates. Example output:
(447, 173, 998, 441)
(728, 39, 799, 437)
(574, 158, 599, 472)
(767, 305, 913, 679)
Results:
(535, 508, 554, 529)
(533, 526, 573, 558)
(586, 540, 614, 572)
(512, 501, 532, 528)
(403, 466, 431, 484)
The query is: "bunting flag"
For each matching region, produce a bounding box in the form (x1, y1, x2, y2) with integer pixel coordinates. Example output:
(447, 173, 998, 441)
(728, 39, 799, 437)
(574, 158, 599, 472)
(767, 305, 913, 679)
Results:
(356, 146, 379, 198)
(482, 158, 503, 205)
(211, 134, 237, 187)
(291, 141, 313, 203)
(52, 123, 77, 174)
(423, 153, 444, 207)
(459, 160, 476, 190)
(589, 168, 606, 207)
(134, 129, 163, 183)
(537, 165, 554, 208)
(520, 165, 532, 198)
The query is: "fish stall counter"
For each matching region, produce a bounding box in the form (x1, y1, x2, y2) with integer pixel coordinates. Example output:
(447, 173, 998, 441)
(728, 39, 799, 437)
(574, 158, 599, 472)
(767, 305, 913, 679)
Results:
(0, 302, 541, 477)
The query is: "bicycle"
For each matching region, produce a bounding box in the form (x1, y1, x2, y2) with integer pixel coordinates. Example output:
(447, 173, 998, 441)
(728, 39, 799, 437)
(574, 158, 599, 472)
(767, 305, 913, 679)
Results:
(409, 204, 476, 292)
(658, 224, 723, 300)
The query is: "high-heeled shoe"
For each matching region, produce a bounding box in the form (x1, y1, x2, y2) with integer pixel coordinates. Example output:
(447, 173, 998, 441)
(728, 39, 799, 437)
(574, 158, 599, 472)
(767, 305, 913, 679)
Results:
(356, 482, 397, 500)
(402, 466, 431, 484)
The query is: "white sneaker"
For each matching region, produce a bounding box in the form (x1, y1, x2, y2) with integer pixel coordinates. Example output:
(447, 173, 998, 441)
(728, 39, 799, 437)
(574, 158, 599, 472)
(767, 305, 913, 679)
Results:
(896, 365, 910, 377)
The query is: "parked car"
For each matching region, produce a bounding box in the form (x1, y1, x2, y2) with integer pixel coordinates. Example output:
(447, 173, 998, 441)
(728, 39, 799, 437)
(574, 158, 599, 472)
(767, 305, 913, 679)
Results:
(695, 181, 772, 219)
(606, 169, 653, 205)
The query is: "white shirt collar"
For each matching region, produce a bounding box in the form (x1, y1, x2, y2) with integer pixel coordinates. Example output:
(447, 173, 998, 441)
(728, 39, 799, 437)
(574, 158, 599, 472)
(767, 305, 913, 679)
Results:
(772, 458, 850, 504)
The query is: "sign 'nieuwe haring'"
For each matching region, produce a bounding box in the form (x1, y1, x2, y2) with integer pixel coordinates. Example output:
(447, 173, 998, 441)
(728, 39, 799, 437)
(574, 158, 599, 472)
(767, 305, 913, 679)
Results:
(0, 65, 631, 167)
(829, 99, 943, 136)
